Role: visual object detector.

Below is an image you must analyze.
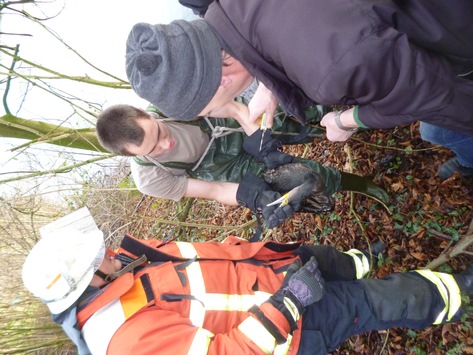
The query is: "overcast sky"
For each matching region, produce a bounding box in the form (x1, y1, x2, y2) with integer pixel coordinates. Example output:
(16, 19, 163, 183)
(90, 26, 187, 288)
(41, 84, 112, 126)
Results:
(0, 0, 198, 198)
(2, 0, 198, 115)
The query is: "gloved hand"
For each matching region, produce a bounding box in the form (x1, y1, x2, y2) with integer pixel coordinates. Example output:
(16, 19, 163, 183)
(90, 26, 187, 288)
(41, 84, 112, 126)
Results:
(280, 259, 303, 288)
(236, 172, 299, 228)
(282, 256, 325, 308)
(243, 129, 294, 169)
(265, 256, 324, 334)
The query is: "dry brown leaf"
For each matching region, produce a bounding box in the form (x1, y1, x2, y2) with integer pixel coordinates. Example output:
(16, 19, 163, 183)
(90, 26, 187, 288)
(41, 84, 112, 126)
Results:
(411, 227, 426, 239)
(410, 251, 427, 260)
(462, 346, 473, 354)
(391, 181, 405, 192)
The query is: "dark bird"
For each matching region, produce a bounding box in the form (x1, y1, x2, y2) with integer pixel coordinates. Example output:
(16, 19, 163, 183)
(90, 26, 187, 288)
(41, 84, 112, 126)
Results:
(263, 163, 334, 213)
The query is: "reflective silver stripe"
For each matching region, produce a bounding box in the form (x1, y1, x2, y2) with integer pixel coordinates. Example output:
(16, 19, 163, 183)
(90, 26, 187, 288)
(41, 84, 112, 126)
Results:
(238, 316, 276, 354)
(82, 299, 126, 355)
(415, 270, 462, 324)
(344, 249, 370, 279)
(176, 242, 206, 327)
(283, 297, 300, 322)
(187, 328, 214, 355)
(176, 242, 199, 258)
(175, 242, 296, 354)
(274, 334, 292, 355)
(436, 273, 461, 321)
(201, 292, 272, 311)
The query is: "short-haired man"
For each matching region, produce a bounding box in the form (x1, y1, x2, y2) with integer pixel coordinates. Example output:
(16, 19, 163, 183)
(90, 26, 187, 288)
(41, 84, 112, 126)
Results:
(125, 1, 473, 179)
(96, 102, 389, 229)
(23, 229, 472, 354)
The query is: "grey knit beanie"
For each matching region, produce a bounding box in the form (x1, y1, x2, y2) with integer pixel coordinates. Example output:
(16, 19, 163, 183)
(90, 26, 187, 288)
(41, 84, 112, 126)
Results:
(126, 19, 222, 121)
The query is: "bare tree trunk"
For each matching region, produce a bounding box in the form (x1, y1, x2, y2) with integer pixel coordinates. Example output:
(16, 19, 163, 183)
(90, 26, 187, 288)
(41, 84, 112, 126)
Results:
(1, 114, 106, 152)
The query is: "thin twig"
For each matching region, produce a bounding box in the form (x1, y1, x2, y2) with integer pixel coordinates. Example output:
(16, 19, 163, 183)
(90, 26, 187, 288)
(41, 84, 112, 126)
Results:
(426, 228, 453, 241)
(0, 154, 114, 184)
(2, 44, 19, 115)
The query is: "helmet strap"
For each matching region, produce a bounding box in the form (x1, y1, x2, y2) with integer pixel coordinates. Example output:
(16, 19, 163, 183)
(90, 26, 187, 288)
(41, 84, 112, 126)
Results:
(97, 254, 148, 282)
(94, 269, 108, 280)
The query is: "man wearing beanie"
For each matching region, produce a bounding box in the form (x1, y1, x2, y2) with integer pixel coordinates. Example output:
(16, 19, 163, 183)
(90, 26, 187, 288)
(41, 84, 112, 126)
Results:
(125, 1, 473, 180)
(126, 20, 223, 122)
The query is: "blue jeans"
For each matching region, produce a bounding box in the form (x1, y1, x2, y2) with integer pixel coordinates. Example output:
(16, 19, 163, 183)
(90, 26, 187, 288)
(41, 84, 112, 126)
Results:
(420, 122, 473, 168)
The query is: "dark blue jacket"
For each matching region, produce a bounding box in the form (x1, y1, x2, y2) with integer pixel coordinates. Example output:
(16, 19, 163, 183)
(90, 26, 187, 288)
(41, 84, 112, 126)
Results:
(205, 0, 473, 135)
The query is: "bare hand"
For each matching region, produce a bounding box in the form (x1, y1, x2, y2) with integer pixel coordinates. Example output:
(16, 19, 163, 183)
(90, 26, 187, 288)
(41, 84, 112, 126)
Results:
(320, 111, 357, 142)
(207, 101, 245, 119)
(248, 82, 278, 128)
(208, 101, 260, 135)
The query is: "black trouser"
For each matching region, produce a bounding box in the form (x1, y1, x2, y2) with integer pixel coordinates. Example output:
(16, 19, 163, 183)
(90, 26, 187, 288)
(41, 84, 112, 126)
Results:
(296, 257, 462, 355)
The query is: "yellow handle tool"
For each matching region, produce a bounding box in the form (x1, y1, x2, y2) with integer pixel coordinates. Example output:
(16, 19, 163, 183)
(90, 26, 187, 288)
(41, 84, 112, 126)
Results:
(258, 114, 267, 153)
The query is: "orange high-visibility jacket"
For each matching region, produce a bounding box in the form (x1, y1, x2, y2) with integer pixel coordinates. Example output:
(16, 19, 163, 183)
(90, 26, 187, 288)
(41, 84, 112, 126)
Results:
(77, 235, 304, 355)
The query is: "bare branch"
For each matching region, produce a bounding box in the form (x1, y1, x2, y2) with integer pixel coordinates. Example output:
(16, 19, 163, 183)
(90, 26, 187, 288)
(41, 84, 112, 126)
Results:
(21, 10, 129, 83)
(2, 44, 20, 115)
(0, 50, 131, 89)
(0, 154, 115, 185)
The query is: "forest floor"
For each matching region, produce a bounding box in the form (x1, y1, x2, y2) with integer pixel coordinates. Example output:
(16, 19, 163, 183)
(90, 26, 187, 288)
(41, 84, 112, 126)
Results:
(112, 121, 473, 355)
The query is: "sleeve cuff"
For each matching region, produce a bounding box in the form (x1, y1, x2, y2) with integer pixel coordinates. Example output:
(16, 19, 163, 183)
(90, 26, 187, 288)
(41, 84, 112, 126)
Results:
(353, 106, 369, 128)
(259, 302, 291, 337)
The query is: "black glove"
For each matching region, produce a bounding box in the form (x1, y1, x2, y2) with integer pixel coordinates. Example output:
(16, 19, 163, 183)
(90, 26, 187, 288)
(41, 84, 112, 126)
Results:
(281, 259, 303, 287)
(264, 256, 324, 335)
(243, 129, 294, 169)
(236, 172, 299, 229)
(282, 256, 324, 308)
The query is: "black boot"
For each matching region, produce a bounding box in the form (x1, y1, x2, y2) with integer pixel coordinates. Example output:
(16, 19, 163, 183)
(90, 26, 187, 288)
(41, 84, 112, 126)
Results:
(340, 172, 390, 205)
(454, 265, 473, 296)
(438, 157, 473, 180)
(361, 240, 386, 260)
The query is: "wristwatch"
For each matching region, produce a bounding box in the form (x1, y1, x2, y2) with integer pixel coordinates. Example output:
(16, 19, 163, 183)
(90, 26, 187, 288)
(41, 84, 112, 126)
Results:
(334, 110, 358, 132)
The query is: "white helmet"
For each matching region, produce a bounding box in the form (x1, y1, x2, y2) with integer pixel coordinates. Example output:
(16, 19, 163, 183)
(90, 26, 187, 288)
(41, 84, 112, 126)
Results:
(22, 229, 105, 314)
